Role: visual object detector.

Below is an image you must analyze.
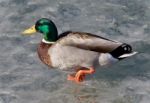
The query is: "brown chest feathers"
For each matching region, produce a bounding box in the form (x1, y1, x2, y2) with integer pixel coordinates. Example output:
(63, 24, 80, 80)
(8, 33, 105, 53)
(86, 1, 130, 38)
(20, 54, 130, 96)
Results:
(37, 42, 52, 67)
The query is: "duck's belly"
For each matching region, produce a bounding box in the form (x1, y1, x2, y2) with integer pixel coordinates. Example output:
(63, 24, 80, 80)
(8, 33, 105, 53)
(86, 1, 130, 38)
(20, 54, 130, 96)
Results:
(48, 44, 99, 71)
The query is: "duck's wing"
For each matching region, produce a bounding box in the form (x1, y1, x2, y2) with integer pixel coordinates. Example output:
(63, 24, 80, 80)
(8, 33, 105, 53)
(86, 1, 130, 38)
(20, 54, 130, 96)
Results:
(56, 31, 123, 53)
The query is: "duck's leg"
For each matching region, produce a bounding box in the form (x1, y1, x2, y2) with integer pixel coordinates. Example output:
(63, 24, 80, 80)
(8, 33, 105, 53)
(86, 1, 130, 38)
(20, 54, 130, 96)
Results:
(67, 74, 85, 81)
(67, 67, 95, 83)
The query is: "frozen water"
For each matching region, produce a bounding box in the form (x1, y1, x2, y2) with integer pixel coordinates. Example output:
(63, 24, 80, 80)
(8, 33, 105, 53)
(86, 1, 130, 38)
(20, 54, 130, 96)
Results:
(0, 0, 150, 103)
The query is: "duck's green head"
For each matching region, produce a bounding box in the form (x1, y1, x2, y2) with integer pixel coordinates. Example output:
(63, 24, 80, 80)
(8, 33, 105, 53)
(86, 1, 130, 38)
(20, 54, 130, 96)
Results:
(22, 18, 58, 42)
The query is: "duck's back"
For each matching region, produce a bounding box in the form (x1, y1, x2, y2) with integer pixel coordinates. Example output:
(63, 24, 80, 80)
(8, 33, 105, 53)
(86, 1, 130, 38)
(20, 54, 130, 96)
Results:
(57, 32, 123, 53)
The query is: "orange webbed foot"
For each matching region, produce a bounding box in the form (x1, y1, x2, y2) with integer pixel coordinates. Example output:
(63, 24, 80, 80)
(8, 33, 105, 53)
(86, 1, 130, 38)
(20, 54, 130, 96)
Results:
(67, 67, 95, 83)
(67, 74, 85, 83)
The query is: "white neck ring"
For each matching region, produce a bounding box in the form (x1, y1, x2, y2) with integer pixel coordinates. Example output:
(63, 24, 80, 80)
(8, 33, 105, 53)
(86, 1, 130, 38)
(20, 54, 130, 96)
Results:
(42, 38, 55, 44)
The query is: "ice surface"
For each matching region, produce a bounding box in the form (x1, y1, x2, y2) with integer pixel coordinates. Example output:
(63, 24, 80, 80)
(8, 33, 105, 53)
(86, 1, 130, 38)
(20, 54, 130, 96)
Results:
(0, 0, 150, 103)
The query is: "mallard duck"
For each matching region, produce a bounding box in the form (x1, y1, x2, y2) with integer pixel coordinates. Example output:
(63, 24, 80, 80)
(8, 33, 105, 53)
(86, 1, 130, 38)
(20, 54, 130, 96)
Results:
(22, 18, 137, 83)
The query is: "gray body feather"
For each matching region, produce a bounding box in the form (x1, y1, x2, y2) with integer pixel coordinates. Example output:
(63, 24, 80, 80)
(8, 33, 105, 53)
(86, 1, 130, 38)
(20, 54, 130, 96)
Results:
(48, 32, 122, 70)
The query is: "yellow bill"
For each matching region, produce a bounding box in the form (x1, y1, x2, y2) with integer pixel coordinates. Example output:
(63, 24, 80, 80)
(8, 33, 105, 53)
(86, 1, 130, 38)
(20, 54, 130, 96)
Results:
(22, 25, 37, 35)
